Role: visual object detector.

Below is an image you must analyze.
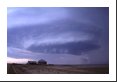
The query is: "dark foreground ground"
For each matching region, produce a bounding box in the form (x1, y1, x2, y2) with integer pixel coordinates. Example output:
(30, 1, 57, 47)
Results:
(7, 64, 109, 74)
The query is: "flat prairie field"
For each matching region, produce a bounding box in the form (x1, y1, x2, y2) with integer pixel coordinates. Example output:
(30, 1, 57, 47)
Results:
(7, 64, 109, 74)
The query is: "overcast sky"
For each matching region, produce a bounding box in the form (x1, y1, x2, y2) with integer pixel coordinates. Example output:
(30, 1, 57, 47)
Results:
(7, 7, 109, 64)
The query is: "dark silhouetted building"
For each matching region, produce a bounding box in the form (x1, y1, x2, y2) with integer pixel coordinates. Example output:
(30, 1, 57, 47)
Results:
(27, 61, 37, 65)
(38, 59, 47, 65)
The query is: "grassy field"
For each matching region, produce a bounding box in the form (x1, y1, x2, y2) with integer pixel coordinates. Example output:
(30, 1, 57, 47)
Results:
(7, 64, 109, 74)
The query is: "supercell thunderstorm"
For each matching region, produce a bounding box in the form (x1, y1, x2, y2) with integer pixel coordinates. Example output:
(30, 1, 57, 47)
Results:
(7, 7, 109, 64)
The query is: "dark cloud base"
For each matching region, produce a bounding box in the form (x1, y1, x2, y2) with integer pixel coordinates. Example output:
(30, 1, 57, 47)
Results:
(28, 41, 100, 55)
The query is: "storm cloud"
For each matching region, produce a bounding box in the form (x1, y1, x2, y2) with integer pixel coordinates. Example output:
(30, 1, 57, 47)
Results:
(7, 7, 109, 64)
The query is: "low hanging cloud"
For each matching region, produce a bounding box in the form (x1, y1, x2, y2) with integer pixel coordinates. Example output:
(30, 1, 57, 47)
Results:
(27, 41, 100, 55)
(7, 20, 101, 55)
(7, 17, 101, 55)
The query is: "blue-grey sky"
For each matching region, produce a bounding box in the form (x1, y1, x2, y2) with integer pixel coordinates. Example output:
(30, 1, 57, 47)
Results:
(7, 7, 109, 64)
